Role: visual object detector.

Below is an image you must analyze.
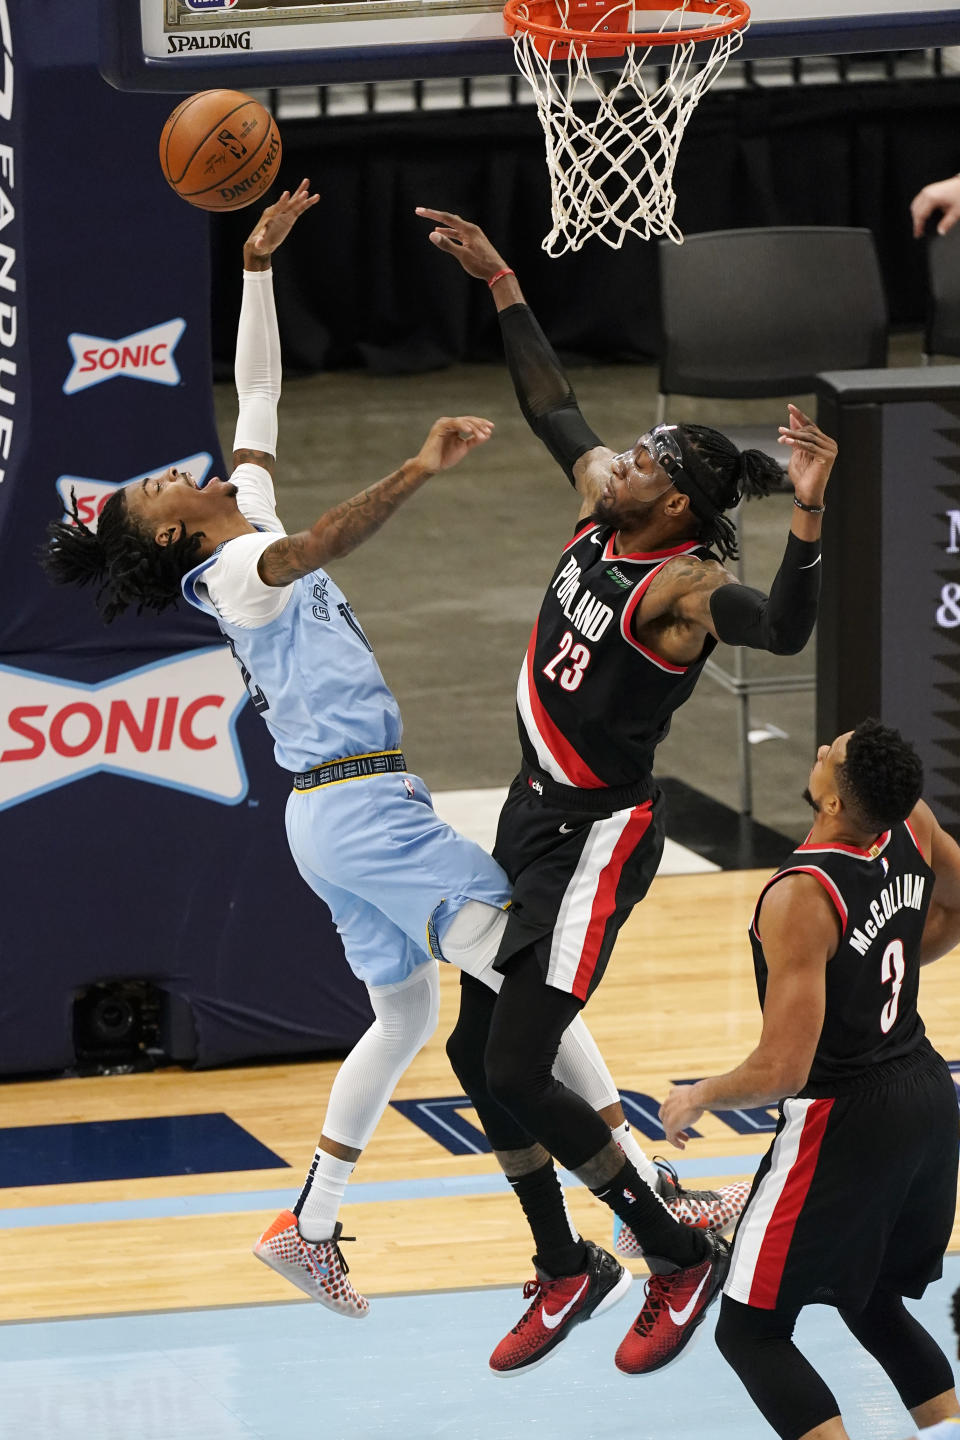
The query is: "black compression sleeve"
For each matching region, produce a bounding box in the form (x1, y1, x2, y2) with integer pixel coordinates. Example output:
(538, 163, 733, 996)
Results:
(498, 302, 602, 486)
(709, 532, 822, 655)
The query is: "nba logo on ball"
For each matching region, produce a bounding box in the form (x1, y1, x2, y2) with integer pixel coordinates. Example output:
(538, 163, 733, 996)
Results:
(183, 0, 239, 10)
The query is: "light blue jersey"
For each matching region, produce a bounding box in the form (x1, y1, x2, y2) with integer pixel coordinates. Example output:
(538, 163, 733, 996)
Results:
(180, 467, 509, 989)
(183, 554, 401, 774)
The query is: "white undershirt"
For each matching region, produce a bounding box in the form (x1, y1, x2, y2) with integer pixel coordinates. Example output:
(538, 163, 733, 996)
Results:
(198, 462, 293, 629)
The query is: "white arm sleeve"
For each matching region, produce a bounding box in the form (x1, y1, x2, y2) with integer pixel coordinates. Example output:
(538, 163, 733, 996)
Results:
(234, 267, 281, 456)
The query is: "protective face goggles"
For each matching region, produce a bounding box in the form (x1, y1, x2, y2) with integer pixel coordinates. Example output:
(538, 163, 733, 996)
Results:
(637, 424, 685, 479)
(637, 424, 731, 519)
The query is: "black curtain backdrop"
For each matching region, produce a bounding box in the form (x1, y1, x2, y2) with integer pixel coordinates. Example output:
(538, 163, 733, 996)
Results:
(210, 77, 960, 375)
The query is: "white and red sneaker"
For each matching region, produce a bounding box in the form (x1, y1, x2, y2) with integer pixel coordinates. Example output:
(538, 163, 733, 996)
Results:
(614, 1160, 750, 1258)
(614, 1233, 730, 1375)
(253, 1211, 369, 1318)
(490, 1241, 631, 1375)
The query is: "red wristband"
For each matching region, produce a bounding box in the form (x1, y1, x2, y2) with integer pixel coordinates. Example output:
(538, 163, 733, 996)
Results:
(488, 268, 515, 289)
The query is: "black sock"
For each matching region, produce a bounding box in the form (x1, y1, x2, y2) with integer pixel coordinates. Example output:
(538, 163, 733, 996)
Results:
(508, 1161, 587, 1277)
(593, 1157, 708, 1268)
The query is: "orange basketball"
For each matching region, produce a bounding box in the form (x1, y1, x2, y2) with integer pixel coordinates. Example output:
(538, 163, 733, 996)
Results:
(159, 90, 282, 212)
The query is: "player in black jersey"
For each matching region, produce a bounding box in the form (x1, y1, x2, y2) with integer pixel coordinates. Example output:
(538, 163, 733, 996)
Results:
(661, 720, 960, 1439)
(418, 209, 838, 1377)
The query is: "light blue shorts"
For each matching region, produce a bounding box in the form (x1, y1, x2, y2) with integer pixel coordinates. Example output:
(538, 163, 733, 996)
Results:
(284, 770, 511, 990)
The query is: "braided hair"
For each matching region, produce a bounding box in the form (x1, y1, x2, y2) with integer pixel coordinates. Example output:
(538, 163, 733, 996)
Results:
(40, 488, 204, 624)
(675, 423, 783, 561)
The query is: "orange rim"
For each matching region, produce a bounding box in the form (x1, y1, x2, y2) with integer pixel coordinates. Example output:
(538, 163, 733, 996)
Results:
(503, 0, 750, 50)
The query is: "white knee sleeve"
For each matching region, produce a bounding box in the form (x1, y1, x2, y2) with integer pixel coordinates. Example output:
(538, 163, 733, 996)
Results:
(553, 1014, 621, 1111)
(440, 900, 508, 984)
(320, 961, 441, 1151)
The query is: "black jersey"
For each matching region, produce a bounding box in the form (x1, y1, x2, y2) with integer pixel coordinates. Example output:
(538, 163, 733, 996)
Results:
(516, 521, 717, 790)
(749, 820, 934, 1092)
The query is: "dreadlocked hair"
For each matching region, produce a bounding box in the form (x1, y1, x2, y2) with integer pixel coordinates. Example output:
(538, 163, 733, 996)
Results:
(676, 423, 783, 562)
(837, 717, 924, 835)
(40, 488, 204, 624)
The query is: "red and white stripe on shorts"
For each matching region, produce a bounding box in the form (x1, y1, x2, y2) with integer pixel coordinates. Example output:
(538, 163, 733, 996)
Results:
(724, 1095, 834, 1309)
(547, 803, 653, 1001)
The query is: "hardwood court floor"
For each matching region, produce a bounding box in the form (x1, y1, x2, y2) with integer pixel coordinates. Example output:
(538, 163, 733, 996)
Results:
(2, 868, 958, 1324)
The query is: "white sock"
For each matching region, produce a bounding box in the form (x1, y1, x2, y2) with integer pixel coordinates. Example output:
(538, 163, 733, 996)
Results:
(295, 1151, 356, 1242)
(610, 1121, 660, 1191)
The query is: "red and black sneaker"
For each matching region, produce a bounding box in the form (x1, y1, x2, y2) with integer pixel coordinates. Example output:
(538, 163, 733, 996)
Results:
(490, 1241, 631, 1376)
(614, 1233, 730, 1375)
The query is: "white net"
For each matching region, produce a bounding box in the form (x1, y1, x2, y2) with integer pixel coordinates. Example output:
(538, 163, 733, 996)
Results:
(509, 1, 748, 254)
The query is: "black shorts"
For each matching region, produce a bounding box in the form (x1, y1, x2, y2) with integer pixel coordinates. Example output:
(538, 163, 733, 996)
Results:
(492, 773, 665, 1002)
(724, 1043, 959, 1314)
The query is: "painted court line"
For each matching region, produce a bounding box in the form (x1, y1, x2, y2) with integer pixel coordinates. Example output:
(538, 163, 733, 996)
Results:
(0, 1154, 762, 1229)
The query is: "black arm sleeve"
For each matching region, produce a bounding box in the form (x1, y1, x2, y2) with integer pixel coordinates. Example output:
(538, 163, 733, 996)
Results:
(708, 532, 822, 655)
(498, 302, 603, 487)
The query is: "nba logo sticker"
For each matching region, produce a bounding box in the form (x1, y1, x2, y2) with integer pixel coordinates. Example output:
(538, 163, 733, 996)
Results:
(182, 0, 239, 9)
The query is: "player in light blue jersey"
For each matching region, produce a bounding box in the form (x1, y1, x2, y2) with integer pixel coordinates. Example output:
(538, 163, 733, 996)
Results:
(43, 182, 682, 1321)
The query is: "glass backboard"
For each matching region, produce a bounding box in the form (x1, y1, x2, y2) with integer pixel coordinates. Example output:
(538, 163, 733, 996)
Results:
(101, 0, 960, 89)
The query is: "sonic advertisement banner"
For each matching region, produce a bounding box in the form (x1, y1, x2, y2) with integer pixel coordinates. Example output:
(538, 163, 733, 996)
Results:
(0, 6, 371, 1073)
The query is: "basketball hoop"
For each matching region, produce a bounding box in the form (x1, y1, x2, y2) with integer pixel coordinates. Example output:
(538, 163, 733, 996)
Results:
(503, 0, 750, 254)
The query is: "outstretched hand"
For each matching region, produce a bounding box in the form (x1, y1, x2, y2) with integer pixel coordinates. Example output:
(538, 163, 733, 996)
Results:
(415, 208, 509, 282)
(246, 179, 320, 258)
(416, 415, 495, 473)
(777, 403, 837, 506)
(910, 175, 960, 238)
(659, 1085, 704, 1151)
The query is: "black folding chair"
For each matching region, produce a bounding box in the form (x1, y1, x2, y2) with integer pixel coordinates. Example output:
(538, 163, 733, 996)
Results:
(656, 226, 889, 813)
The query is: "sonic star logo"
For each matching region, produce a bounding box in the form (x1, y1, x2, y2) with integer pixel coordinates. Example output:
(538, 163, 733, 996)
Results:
(0, 650, 250, 811)
(63, 319, 186, 394)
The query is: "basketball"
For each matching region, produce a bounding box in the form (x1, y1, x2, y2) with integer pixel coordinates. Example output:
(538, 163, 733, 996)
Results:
(158, 90, 282, 212)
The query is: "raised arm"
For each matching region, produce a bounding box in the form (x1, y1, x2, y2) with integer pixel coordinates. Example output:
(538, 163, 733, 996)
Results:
(232, 180, 320, 476)
(637, 405, 837, 656)
(905, 799, 960, 964)
(256, 415, 494, 586)
(416, 208, 609, 510)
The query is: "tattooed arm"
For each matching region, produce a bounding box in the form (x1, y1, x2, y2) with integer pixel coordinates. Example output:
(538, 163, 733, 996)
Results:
(257, 415, 494, 586)
(637, 533, 821, 658)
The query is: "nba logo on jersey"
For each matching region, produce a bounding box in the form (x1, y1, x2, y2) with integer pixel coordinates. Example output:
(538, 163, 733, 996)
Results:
(404, 778, 415, 798)
(881, 856, 890, 875)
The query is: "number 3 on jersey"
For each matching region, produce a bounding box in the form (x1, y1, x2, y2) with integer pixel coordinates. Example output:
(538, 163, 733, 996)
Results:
(543, 630, 591, 692)
(880, 937, 905, 1034)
